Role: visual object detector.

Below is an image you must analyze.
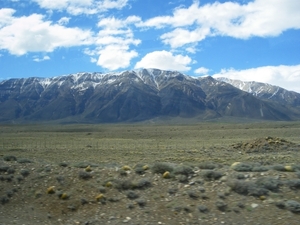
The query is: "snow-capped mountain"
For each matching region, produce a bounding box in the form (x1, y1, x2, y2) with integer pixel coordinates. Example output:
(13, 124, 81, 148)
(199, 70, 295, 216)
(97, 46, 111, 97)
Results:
(217, 77, 300, 107)
(0, 69, 300, 123)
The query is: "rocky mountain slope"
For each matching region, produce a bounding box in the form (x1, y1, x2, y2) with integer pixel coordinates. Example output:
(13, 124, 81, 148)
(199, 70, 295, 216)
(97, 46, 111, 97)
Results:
(1, 69, 300, 123)
(217, 77, 300, 107)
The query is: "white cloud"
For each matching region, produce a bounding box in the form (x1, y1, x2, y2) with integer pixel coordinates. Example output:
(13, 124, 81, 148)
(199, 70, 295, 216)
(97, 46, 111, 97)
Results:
(32, 0, 129, 15)
(194, 67, 209, 75)
(135, 50, 192, 71)
(212, 64, 300, 93)
(0, 9, 93, 55)
(97, 45, 138, 70)
(87, 16, 141, 70)
(57, 17, 70, 25)
(33, 55, 50, 62)
(139, 0, 300, 48)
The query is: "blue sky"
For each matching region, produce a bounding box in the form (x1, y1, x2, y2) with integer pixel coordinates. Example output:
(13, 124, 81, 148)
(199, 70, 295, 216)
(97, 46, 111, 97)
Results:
(1, 0, 300, 92)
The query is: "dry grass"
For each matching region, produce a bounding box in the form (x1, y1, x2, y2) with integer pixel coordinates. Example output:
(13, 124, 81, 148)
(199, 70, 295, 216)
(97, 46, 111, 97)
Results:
(0, 121, 300, 165)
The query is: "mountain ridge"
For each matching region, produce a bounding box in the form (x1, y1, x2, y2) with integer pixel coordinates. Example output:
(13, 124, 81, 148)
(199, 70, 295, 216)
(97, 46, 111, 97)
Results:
(1, 69, 300, 123)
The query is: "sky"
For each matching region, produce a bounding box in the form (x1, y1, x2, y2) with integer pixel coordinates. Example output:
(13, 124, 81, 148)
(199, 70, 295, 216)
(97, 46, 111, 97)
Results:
(1, 0, 300, 92)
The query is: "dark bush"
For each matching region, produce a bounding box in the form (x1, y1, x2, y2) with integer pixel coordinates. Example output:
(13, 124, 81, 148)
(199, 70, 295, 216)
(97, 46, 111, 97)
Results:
(177, 174, 188, 183)
(187, 190, 199, 199)
(119, 170, 127, 176)
(215, 200, 227, 211)
(16, 175, 24, 182)
(198, 162, 219, 170)
(74, 162, 98, 168)
(287, 179, 300, 190)
(285, 200, 300, 213)
(3, 155, 17, 161)
(6, 167, 14, 175)
(136, 199, 146, 207)
(0, 196, 9, 205)
(134, 178, 152, 190)
(232, 163, 253, 172)
(198, 205, 209, 213)
(115, 179, 133, 191)
(56, 175, 65, 185)
(99, 186, 106, 193)
(78, 171, 92, 180)
(168, 187, 178, 195)
(255, 177, 282, 192)
(227, 179, 269, 197)
(0, 166, 9, 172)
(174, 165, 194, 176)
(17, 158, 33, 164)
(126, 191, 139, 200)
(275, 201, 286, 209)
(236, 174, 245, 179)
(199, 186, 206, 193)
(134, 166, 145, 175)
(6, 190, 14, 198)
(272, 164, 286, 172)
(151, 162, 174, 174)
(59, 162, 69, 167)
(252, 166, 269, 172)
(202, 170, 223, 180)
(20, 169, 30, 177)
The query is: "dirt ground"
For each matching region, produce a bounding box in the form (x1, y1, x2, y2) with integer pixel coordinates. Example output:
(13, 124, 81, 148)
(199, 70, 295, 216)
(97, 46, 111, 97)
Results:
(0, 122, 300, 224)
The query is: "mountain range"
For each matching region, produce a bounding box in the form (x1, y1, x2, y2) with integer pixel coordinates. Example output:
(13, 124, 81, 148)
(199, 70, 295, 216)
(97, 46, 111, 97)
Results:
(1, 69, 300, 123)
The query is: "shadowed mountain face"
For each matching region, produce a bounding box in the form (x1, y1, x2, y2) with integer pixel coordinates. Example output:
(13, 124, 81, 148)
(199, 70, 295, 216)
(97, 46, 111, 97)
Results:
(0, 69, 300, 123)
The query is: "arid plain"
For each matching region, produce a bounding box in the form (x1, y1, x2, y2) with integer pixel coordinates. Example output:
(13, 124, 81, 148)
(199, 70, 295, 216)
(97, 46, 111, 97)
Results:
(1, 121, 300, 224)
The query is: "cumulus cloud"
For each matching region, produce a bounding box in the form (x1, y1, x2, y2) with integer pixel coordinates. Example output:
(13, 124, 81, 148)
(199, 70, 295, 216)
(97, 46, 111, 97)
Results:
(57, 17, 70, 25)
(33, 55, 50, 62)
(212, 64, 300, 93)
(139, 0, 300, 48)
(97, 45, 138, 70)
(0, 9, 93, 55)
(135, 50, 192, 71)
(84, 16, 141, 70)
(32, 0, 129, 15)
(194, 67, 209, 75)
